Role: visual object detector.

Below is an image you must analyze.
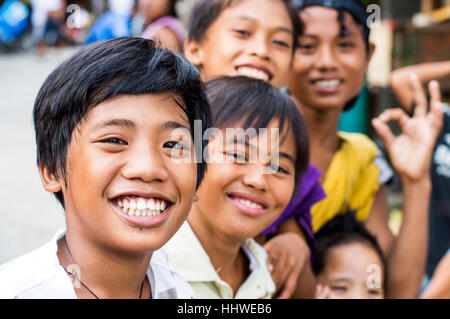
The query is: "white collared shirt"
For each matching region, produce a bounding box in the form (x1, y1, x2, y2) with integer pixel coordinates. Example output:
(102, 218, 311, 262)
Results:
(164, 222, 276, 299)
(0, 229, 193, 299)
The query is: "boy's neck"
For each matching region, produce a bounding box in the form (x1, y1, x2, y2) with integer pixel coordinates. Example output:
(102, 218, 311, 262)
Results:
(57, 229, 152, 299)
(187, 212, 250, 295)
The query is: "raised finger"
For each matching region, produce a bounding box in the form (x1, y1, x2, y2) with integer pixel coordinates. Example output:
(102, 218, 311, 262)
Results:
(410, 73, 427, 118)
(428, 81, 444, 133)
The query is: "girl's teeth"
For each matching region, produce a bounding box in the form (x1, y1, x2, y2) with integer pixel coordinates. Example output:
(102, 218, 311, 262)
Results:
(237, 67, 270, 81)
(147, 199, 155, 210)
(239, 199, 263, 209)
(130, 200, 137, 210)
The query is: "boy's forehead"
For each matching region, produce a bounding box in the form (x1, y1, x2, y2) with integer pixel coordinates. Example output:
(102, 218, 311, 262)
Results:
(85, 94, 190, 127)
(300, 6, 361, 36)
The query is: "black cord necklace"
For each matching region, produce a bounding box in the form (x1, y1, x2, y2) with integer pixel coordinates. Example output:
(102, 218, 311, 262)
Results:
(61, 240, 146, 299)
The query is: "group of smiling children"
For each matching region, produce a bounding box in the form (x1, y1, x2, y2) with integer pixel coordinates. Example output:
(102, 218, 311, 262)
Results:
(0, 0, 445, 299)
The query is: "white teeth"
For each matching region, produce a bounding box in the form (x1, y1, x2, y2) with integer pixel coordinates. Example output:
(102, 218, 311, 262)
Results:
(237, 67, 270, 82)
(147, 199, 155, 210)
(115, 197, 168, 217)
(314, 79, 341, 87)
(239, 199, 263, 209)
(137, 199, 146, 210)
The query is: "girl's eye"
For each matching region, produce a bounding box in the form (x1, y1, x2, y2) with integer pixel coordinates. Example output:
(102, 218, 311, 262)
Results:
(273, 40, 290, 48)
(100, 137, 127, 145)
(368, 289, 381, 296)
(269, 164, 290, 175)
(330, 286, 347, 292)
(226, 152, 246, 162)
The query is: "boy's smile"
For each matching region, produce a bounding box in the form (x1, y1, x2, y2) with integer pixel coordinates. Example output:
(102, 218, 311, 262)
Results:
(288, 6, 374, 110)
(57, 94, 197, 253)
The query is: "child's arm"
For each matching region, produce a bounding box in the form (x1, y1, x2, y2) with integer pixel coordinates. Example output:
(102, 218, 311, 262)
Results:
(421, 251, 450, 299)
(390, 60, 450, 110)
(263, 218, 316, 299)
(372, 75, 444, 298)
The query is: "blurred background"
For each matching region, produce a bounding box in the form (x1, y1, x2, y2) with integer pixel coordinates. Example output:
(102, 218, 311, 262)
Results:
(0, 0, 449, 264)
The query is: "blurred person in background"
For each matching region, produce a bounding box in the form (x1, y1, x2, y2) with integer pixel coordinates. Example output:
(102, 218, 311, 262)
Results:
(31, 0, 66, 55)
(390, 61, 450, 283)
(139, 0, 185, 52)
(85, 0, 184, 51)
(84, 0, 134, 44)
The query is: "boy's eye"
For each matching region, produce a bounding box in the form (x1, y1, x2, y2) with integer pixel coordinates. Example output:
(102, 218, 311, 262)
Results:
(338, 41, 355, 49)
(298, 43, 316, 52)
(164, 141, 188, 150)
(100, 137, 127, 145)
(233, 29, 251, 37)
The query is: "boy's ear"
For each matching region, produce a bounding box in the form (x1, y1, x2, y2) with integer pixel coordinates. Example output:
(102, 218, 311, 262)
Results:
(38, 164, 63, 193)
(183, 38, 204, 68)
(367, 42, 376, 66)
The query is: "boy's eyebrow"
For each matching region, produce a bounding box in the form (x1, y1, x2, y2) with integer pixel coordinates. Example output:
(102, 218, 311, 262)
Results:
(162, 121, 191, 131)
(93, 118, 135, 129)
(233, 16, 293, 34)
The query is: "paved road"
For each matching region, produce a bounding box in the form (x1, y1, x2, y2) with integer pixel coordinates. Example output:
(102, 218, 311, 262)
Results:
(0, 47, 79, 264)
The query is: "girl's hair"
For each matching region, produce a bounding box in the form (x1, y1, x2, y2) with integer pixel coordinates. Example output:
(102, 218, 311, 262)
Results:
(188, 0, 303, 53)
(205, 76, 310, 192)
(313, 211, 387, 291)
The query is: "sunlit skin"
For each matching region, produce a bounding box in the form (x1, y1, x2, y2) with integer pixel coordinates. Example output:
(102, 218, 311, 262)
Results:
(39, 94, 198, 298)
(317, 242, 385, 299)
(187, 121, 297, 294)
(288, 6, 374, 111)
(184, 0, 295, 88)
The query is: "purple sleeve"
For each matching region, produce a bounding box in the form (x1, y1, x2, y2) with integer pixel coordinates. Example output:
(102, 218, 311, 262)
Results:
(261, 164, 326, 260)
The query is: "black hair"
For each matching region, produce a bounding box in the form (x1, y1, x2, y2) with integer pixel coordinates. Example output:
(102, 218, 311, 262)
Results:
(33, 37, 211, 207)
(188, 0, 304, 53)
(313, 211, 387, 292)
(205, 76, 310, 193)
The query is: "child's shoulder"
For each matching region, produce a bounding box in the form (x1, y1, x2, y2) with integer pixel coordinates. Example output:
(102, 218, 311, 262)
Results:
(0, 237, 62, 298)
(149, 248, 194, 299)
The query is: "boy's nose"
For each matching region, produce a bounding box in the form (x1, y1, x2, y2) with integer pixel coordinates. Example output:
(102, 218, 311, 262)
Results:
(121, 143, 169, 183)
(315, 45, 338, 70)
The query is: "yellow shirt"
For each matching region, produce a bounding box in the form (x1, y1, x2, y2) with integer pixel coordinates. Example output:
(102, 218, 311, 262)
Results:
(164, 222, 276, 299)
(312, 132, 381, 232)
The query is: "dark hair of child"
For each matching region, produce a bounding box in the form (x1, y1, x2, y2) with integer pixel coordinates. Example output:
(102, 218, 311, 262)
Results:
(205, 76, 310, 193)
(188, 0, 304, 53)
(33, 37, 211, 207)
(313, 211, 388, 291)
